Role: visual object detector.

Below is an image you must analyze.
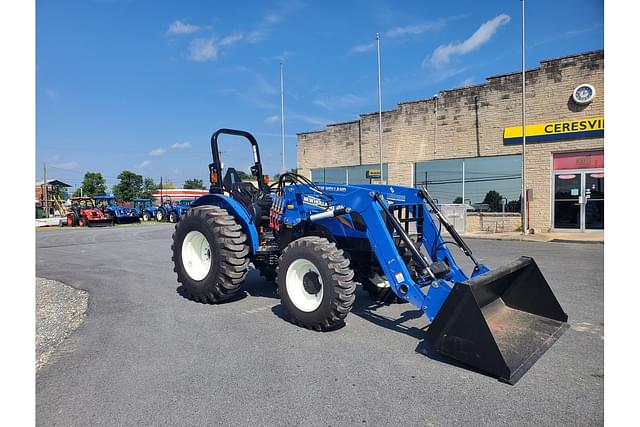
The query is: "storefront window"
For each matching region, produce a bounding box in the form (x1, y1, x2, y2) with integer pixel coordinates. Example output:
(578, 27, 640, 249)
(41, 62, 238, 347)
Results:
(414, 155, 522, 212)
(311, 164, 388, 185)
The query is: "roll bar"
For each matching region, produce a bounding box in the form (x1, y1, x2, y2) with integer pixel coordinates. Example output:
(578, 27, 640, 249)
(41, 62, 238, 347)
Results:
(209, 128, 268, 194)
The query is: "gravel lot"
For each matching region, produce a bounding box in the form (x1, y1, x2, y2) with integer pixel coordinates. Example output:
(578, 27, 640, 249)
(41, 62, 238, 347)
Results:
(36, 277, 88, 370)
(36, 224, 603, 426)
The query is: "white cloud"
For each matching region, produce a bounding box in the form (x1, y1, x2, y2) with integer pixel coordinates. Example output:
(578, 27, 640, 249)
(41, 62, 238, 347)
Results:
(460, 77, 476, 87)
(50, 161, 79, 170)
(149, 147, 166, 156)
(167, 20, 200, 35)
(427, 14, 511, 67)
(171, 141, 192, 150)
(264, 115, 280, 124)
(314, 94, 367, 110)
(386, 20, 446, 38)
(264, 12, 283, 25)
(289, 113, 332, 127)
(219, 33, 244, 46)
(138, 160, 152, 169)
(188, 37, 218, 62)
(350, 42, 376, 53)
(245, 29, 267, 43)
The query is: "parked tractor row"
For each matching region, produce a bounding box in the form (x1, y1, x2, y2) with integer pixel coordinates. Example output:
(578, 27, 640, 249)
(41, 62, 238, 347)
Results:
(60, 196, 194, 227)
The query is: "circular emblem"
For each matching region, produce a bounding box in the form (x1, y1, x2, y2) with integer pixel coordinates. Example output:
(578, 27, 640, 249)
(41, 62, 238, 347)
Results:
(572, 84, 595, 104)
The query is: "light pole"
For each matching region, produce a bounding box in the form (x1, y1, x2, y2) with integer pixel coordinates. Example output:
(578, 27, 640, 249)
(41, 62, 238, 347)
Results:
(520, 0, 528, 234)
(280, 62, 286, 173)
(376, 33, 384, 183)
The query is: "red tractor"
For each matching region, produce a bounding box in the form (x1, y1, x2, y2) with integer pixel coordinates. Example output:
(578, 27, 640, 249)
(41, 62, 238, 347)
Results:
(62, 196, 112, 227)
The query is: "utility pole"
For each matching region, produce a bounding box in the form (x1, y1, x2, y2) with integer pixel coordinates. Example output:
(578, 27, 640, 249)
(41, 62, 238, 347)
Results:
(376, 32, 384, 183)
(43, 162, 48, 218)
(280, 63, 286, 173)
(521, 0, 528, 234)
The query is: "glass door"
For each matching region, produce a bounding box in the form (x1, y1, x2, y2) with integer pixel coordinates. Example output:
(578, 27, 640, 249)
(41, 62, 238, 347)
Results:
(584, 172, 604, 229)
(554, 173, 582, 229)
(553, 170, 604, 230)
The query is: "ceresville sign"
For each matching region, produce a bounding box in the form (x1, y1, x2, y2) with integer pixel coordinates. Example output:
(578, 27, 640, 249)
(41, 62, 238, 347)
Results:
(503, 117, 604, 144)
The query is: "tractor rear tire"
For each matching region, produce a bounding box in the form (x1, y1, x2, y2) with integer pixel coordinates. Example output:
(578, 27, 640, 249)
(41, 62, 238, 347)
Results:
(172, 205, 250, 303)
(276, 236, 356, 331)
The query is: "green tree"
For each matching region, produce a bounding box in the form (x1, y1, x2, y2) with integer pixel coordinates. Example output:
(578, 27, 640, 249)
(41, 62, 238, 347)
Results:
(162, 179, 176, 189)
(272, 168, 298, 182)
(236, 171, 252, 181)
(80, 172, 107, 197)
(141, 177, 157, 199)
(112, 170, 143, 202)
(482, 190, 503, 212)
(183, 178, 205, 189)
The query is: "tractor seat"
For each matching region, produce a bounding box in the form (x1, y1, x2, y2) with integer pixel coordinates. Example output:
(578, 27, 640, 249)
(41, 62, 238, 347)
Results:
(222, 167, 272, 227)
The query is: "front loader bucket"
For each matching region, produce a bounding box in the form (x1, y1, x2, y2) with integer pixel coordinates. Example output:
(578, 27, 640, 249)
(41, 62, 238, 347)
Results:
(425, 256, 568, 384)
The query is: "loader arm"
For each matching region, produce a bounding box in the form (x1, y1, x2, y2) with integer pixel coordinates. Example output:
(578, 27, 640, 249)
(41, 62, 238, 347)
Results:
(281, 182, 568, 384)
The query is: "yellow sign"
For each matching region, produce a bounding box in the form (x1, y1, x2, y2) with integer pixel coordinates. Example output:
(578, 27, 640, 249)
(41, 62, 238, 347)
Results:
(366, 169, 382, 179)
(503, 117, 603, 144)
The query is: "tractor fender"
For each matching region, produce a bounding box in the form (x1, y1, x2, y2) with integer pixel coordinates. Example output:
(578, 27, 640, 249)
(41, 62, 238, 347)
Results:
(191, 194, 259, 254)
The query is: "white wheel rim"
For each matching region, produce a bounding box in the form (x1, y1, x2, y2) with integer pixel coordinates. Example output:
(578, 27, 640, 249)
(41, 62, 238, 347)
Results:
(181, 231, 211, 281)
(286, 258, 323, 312)
(158, 211, 163, 220)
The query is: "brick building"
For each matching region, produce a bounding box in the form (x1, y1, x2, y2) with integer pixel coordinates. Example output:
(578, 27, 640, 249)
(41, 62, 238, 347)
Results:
(297, 50, 604, 233)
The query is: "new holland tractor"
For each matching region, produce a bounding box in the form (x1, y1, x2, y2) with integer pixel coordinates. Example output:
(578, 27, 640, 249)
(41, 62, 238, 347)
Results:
(93, 195, 140, 224)
(171, 129, 569, 384)
(157, 199, 191, 223)
(132, 198, 158, 221)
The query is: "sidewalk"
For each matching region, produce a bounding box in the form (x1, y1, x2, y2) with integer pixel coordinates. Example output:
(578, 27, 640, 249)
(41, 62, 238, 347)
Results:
(460, 230, 604, 244)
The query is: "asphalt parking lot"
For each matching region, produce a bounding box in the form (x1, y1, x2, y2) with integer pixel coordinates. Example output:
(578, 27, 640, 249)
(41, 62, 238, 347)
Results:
(36, 224, 604, 426)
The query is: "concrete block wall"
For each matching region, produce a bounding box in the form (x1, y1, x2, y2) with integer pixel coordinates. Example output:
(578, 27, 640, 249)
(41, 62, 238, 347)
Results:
(297, 50, 604, 232)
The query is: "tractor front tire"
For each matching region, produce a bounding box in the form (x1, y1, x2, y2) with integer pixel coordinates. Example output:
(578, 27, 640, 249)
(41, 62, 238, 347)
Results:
(156, 209, 164, 222)
(142, 212, 150, 221)
(169, 211, 178, 223)
(172, 205, 250, 303)
(78, 217, 87, 227)
(277, 236, 356, 331)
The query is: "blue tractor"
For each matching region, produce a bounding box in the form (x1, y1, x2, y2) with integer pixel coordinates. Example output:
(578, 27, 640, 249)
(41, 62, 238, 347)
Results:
(171, 129, 569, 384)
(93, 195, 140, 224)
(156, 198, 191, 223)
(132, 198, 158, 222)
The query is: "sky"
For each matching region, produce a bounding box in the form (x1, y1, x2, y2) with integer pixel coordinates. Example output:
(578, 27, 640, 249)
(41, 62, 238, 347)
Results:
(36, 0, 604, 192)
